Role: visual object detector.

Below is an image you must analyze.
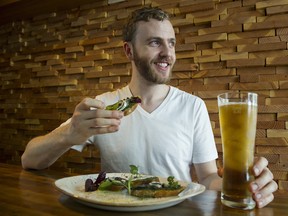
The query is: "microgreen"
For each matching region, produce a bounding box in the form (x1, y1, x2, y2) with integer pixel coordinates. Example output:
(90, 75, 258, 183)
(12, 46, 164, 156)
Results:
(167, 176, 181, 189)
(127, 165, 139, 194)
(129, 165, 139, 175)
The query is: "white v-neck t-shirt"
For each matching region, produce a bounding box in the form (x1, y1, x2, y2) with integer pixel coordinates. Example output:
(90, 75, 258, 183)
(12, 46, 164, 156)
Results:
(70, 85, 218, 182)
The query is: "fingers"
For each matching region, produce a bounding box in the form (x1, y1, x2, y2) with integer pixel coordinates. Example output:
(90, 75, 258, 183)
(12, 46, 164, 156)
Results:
(253, 157, 268, 177)
(72, 111, 123, 131)
(68, 97, 124, 141)
(82, 114, 122, 129)
(252, 167, 274, 190)
(76, 97, 105, 111)
(256, 194, 274, 208)
(250, 156, 279, 208)
(74, 97, 124, 124)
(84, 108, 124, 121)
(88, 125, 121, 134)
(253, 180, 278, 208)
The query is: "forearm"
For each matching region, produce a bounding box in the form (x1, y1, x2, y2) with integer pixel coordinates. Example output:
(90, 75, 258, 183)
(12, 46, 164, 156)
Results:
(21, 98, 123, 170)
(21, 125, 74, 170)
(200, 173, 222, 191)
(194, 161, 222, 191)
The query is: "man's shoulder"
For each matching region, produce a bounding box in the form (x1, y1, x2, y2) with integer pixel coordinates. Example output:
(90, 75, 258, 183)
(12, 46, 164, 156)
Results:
(170, 86, 203, 103)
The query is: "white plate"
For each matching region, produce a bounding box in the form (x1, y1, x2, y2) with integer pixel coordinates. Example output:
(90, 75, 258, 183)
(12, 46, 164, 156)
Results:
(55, 173, 205, 212)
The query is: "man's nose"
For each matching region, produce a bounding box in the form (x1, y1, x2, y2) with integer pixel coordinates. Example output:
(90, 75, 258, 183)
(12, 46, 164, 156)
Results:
(160, 42, 174, 57)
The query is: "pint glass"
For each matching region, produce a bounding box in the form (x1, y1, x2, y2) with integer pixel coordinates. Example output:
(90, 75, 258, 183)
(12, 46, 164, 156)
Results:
(218, 92, 258, 210)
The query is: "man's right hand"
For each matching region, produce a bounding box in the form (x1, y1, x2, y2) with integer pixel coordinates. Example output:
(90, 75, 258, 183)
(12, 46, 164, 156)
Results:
(66, 98, 124, 145)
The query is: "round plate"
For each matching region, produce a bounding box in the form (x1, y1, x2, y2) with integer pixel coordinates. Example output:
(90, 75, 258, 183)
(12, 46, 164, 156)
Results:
(55, 173, 205, 212)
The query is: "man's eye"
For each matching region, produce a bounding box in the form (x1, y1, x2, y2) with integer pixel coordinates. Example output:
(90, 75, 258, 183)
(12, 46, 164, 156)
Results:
(169, 41, 175, 47)
(169, 41, 176, 47)
(150, 41, 160, 46)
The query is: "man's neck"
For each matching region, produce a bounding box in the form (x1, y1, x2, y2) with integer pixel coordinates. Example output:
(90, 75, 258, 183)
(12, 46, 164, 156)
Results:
(128, 81, 170, 113)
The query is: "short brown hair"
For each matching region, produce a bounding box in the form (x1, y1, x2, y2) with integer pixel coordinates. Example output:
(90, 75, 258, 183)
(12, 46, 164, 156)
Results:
(122, 7, 170, 43)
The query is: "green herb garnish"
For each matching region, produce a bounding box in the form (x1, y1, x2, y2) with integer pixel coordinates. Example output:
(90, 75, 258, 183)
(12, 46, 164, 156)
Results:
(129, 165, 139, 175)
(167, 176, 181, 189)
(127, 165, 139, 194)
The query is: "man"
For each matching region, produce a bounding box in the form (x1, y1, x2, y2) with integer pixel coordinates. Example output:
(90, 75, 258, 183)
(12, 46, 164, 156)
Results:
(21, 7, 277, 208)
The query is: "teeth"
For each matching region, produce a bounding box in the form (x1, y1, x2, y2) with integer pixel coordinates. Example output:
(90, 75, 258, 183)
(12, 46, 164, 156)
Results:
(157, 63, 168, 67)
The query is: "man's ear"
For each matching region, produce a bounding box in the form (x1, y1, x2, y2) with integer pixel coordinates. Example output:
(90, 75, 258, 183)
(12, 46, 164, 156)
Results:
(123, 42, 133, 60)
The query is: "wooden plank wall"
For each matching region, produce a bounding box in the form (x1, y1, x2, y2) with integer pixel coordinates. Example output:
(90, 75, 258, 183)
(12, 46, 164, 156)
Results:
(0, 0, 287, 190)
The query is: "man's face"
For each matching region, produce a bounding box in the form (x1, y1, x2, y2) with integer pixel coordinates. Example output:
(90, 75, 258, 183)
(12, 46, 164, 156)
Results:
(131, 19, 176, 84)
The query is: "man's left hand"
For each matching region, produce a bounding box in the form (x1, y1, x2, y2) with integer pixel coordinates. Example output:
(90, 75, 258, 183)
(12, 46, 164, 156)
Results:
(250, 157, 278, 208)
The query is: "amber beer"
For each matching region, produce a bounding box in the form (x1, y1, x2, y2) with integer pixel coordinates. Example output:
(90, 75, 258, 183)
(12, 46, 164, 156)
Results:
(218, 92, 258, 210)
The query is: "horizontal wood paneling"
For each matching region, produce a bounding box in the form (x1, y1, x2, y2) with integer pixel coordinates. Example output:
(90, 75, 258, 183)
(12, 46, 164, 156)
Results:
(0, 0, 287, 190)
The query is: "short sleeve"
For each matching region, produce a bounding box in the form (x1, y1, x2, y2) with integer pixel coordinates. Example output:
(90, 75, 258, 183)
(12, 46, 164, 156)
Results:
(192, 99, 218, 164)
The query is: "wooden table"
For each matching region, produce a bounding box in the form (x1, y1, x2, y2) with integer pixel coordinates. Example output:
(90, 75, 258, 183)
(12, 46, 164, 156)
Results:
(0, 163, 287, 216)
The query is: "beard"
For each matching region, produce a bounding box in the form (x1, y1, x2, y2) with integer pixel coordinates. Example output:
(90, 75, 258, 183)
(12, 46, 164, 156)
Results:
(133, 47, 173, 84)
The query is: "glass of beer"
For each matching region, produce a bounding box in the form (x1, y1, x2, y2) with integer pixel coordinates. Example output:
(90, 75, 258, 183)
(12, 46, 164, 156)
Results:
(218, 92, 258, 210)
